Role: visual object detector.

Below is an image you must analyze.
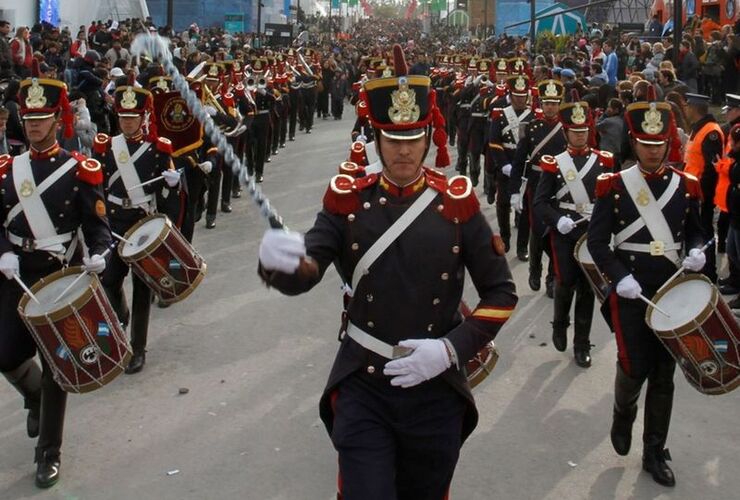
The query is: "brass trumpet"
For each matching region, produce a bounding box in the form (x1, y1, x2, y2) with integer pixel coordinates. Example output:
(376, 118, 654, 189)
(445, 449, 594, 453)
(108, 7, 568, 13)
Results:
(201, 82, 227, 115)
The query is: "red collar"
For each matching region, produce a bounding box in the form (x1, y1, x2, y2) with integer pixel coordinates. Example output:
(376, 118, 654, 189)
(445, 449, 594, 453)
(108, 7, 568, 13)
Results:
(379, 172, 426, 198)
(638, 164, 668, 180)
(29, 142, 61, 160)
(125, 132, 145, 144)
(567, 146, 591, 157)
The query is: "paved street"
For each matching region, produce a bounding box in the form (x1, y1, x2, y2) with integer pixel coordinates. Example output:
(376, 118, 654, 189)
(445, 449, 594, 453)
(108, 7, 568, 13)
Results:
(1, 109, 738, 500)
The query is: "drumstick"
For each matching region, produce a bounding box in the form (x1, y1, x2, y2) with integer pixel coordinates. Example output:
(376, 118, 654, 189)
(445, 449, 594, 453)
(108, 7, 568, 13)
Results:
(13, 273, 40, 305)
(574, 217, 589, 226)
(52, 243, 117, 304)
(638, 293, 671, 318)
(111, 231, 134, 245)
(127, 168, 185, 190)
(659, 238, 716, 294)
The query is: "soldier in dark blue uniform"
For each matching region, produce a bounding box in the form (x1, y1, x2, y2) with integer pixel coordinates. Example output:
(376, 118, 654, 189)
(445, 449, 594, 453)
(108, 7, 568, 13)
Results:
(256, 45, 517, 500)
(465, 60, 492, 187)
(534, 100, 615, 367)
(298, 62, 319, 134)
(248, 62, 276, 184)
(487, 75, 534, 256)
(511, 79, 568, 297)
(588, 95, 706, 487)
(0, 68, 111, 488)
(93, 81, 181, 374)
(453, 63, 476, 176)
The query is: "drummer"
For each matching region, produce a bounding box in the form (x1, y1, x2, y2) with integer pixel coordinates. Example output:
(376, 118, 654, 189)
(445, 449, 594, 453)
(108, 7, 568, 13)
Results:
(533, 98, 615, 368)
(93, 76, 181, 375)
(587, 88, 706, 487)
(0, 63, 112, 488)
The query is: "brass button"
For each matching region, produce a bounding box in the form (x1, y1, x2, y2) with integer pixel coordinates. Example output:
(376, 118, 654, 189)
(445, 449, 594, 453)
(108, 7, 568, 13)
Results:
(433, 298, 440, 305)
(379, 197, 387, 205)
(427, 324, 434, 331)
(366, 294, 373, 302)
(366, 365, 375, 374)
(629, 255, 636, 261)
(437, 204, 445, 212)
(367, 321, 374, 328)
(351, 243, 359, 251)
(452, 245, 460, 254)
(614, 194, 620, 200)
(441, 273, 449, 280)
(363, 202, 371, 209)
(347, 214, 356, 221)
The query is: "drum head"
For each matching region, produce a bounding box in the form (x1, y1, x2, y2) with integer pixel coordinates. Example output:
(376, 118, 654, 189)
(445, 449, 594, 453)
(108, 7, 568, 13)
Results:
(650, 277, 713, 331)
(576, 237, 593, 264)
(121, 216, 167, 258)
(24, 272, 93, 317)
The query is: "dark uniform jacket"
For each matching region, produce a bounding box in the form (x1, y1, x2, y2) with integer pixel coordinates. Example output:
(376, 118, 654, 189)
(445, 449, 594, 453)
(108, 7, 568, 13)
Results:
(260, 168, 518, 440)
(487, 105, 534, 172)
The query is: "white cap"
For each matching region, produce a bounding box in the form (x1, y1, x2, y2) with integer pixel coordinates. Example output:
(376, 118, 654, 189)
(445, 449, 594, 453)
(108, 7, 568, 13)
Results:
(110, 67, 125, 78)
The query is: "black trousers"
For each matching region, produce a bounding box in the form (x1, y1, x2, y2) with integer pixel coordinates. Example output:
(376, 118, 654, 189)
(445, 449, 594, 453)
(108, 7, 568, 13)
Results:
(317, 88, 329, 117)
(289, 90, 301, 138)
(247, 115, 270, 177)
(0, 268, 67, 459)
(331, 372, 465, 500)
(331, 97, 345, 118)
(302, 90, 316, 131)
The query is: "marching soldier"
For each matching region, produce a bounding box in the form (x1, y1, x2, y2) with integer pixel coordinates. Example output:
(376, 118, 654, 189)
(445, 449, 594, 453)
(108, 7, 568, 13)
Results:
(588, 94, 706, 487)
(454, 62, 477, 176)
(511, 79, 568, 297)
(247, 72, 275, 184)
(288, 69, 303, 141)
(0, 67, 111, 488)
(94, 81, 182, 374)
(534, 100, 614, 368)
(466, 60, 492, 187)
(683, 93, 724, 283)
(256, 45, 517, 500)
(487, 74, 534, 256)
(299, 63, 319, 134)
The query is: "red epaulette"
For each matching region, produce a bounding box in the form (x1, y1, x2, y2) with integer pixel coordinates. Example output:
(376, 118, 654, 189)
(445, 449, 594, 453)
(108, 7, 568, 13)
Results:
(322, 173, 378, 215)
(93, 133, 110, 155)
(595, 172, 621, 198)
(441, 175, 480, 223)
(233, 84, 245, 97)
(595, 149, 614, 169)
(424, 167, 448, 194)
(540, 155, 558, 174)
(0, 153, 13, 177)
(671, 167, 703, 200)
(73, 152, 103, 185)
(339, 161, 365, 178)
(490, 108, 502, 120)
(156, 137, 173, 155)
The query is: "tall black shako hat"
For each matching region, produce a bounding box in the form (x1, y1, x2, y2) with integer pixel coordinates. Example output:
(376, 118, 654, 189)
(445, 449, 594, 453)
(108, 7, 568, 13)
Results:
(624, 85, 674, 146)
(18, 59, 74, 138)
(361, 44, 449, 168)
(114, 73, 159, 141)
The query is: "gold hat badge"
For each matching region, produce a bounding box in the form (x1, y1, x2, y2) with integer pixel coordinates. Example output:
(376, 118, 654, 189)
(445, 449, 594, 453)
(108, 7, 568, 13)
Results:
(642, 102, 663, 135)
(545, 81, 558, 97)
(514, 76, 527, 92)
(571, 103, 586, 125)
(208, 64, 219, 76)
(26, 79, 48, 109)
(388, 78, 420, 125)
(120, 87, 137, 109)
(156, 78, 169, 91)
(497, 60, 507, 71)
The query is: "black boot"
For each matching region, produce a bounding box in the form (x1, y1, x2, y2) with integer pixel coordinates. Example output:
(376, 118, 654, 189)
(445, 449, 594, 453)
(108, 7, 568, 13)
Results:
(468, 154, 481, 187)
(125, 278, 150, 375)
(221, 202, 232, 213)
(552, 282, 574, 352)
(3, 359, 42, 437)
(573, 281, 595, 368)
(205, 214, 216, 229)
(125, 351, 146, 374)
(642, 361, 676, 486)
(611, 363, 642, 456)
(545, 273, 555, 299)
(35, 449, 61, 489)
(103, 285, 130, 330)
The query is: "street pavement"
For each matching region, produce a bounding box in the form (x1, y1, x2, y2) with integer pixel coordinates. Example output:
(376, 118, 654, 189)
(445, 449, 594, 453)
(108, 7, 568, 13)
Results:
(1, 108, 738, 500)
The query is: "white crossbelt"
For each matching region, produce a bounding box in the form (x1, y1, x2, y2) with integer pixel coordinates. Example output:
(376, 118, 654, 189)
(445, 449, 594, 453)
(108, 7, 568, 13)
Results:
(471, 112, 486, 117)
(618, 165, 681, 263)
(614, 170, 680, 246)
(555, 151, 598, 212)
(528, 122, 563, 162)
(503, 143, 517, 150)
(502, 106, 530, 143)
(111, 136, 152, 211)
(9, 152, 76, 254)
(108, 137, 150, 189)
(346, 323, 406, 359)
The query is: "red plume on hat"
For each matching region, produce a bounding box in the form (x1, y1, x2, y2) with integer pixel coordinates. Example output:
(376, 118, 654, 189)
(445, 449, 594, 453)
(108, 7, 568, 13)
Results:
(31, 58, 41, 77)
(392, 44, 408, 77)
(570, 88, 580, 102)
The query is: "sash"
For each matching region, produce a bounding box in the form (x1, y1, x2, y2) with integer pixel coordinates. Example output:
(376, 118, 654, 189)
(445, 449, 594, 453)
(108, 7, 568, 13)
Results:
(555, 151, 598, 209)
(502, 106, 530, 144)
(110, 135, 150, 201)
(619, 166, 681, 263)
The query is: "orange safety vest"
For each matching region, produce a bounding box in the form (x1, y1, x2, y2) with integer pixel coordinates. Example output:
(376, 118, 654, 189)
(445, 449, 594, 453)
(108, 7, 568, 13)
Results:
(684, 121, 724, 180)
(712, 133, 733, 212)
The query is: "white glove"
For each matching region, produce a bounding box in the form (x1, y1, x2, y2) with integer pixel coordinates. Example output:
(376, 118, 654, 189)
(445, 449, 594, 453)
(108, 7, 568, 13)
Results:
(83, 254, 106, 274)
(257, 87, 267, 95)
(682, 248, 706, 272)
(501, 164, 513, 177)
(0, 251, 19, 280)
(198, 161, 213, 174)
(163, 169, 181, 187)
(556, 216, 577, 235)
(616, 274, 642, 299)
(510, 194, 522, 213)
(258, 229, 306, 274)
(383, 339, 451, 388)
(204, 105, 217, 117)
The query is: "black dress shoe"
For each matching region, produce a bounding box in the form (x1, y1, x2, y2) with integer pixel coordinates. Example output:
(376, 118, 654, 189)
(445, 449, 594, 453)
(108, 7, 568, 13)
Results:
(221, 203, 232, 213)
(719, 283, 740, 295)
(257, 175, 264, 183)
(486, 192, 495, 205)
(503, 239, 511, 253)
(517, 251, 529, 262)
(266, 157, 272, 163)
(35, 453, 61, 489)
(289, 137, 295, 141)
(306, 129, 312, 134)
(280, 143, 286, 148)
(232, 189, 242, 199)
(125, 352, 146, 374)
(546, 280, 555, 299)
(552, 325, 568, 352)
(528, 275, 541, 291)
(205, 215, 216, 229)
(643, 448, 676, 487)
(574, 347, 592, 368)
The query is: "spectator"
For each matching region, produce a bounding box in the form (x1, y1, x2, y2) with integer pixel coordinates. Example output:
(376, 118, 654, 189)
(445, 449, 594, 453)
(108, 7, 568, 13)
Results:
(105, 39, 131, 67)
(2, 79, 25, 153)
(658, 68, 681, 94)
(43, 42, 64, 73)
(647, 14, 663, 38)
(703, 31, 726, 104)
(603, 39, 618, 86)
(70, 30, 88, 58)
(10, 26, 32, 77)
(330, 69, 348, 120)
(597, 98, 624, 161)
(0, 106, 8, 154)
(0, 20, 12, 71)
(677, 40, 699, 92)
(589, 62, 608, 86)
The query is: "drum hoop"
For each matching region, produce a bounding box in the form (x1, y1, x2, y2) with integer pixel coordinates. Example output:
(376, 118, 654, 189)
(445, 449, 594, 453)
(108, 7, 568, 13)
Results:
(118, 214, 172, 262)
(466, 341, 499, 389)
(17, 267, 97, 324)
(645, 274, 717, 335)
(572, 234, 587, 263)
(134, 260, 207, 305)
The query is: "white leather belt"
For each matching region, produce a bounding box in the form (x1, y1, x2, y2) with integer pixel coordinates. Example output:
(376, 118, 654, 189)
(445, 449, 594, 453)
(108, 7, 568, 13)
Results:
(346, 322, 412, 360)
(8, 231, 74, 253)
(256, 109, 270, 114)
(107, 193, 153, 210)
(558, 202, 593, 215)
(471, 112, 486, 117)
(530, 165, 542, 172)
(618, 242, 682, 254)
(503, 143, 517, 150)
(459, 103, 472, 108)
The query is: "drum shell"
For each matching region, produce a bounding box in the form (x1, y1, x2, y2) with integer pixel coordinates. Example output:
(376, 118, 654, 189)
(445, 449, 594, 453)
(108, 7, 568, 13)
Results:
(17, 267, 131, 393)
(119, 214, 207, 304)
(458, 301, 500, 388)
(574, 234, 610, 304)
(646, 275, 740, 395)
